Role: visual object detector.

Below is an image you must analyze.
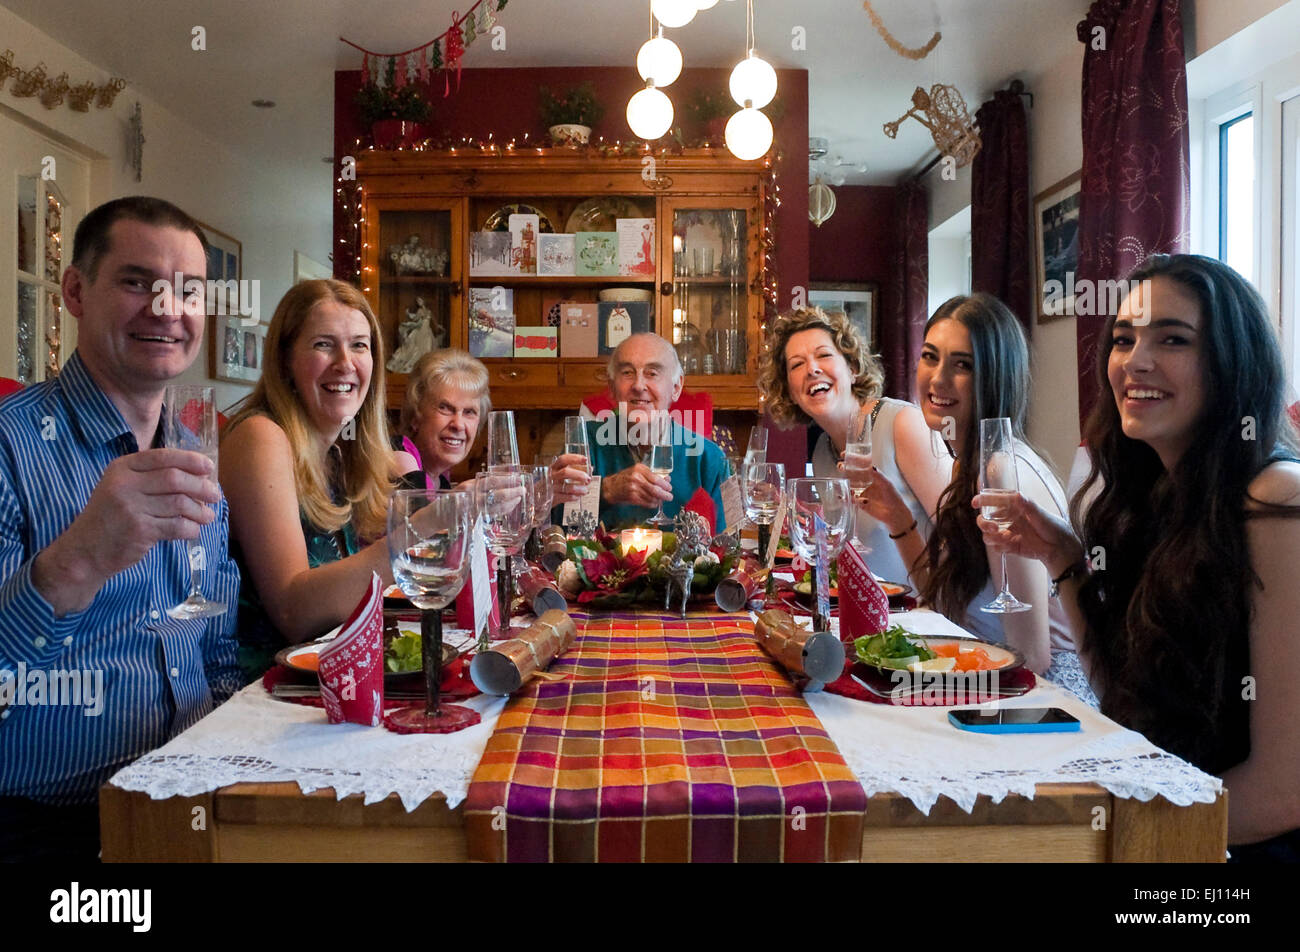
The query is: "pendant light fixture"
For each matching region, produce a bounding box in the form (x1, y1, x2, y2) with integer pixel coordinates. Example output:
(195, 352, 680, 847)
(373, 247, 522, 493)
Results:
(637, 27, 682, 87)
(651, 0, 696, 29)
(628, 4, 677, 140)
(724, 0, 775, 160)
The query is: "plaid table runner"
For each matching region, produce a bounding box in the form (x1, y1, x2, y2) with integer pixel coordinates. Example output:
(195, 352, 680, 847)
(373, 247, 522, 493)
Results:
(464, 610, 867, 862)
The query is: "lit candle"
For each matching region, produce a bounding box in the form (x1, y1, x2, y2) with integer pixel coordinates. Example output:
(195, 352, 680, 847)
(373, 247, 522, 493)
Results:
(620, 527, 663, 557)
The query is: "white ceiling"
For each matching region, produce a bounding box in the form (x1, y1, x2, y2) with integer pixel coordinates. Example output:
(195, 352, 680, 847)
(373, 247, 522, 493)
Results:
(2, 0, 1089, 185)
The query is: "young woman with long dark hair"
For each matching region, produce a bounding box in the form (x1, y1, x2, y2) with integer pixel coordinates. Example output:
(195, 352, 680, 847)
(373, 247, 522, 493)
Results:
(977, 254, 1300, 859)
(862, 294, 1090, 698)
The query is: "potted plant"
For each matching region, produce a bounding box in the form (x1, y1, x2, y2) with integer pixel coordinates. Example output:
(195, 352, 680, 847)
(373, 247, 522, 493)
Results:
(356, 74, 434, 149)
(539, 82, 605, 147)
(687, 89, 732, 145)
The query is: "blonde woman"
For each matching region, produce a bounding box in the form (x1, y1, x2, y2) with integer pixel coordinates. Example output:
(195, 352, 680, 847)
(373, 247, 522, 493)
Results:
(756, 307, 951, 585)
(397, 348, 491, 489)
(220, 279, 417, 681)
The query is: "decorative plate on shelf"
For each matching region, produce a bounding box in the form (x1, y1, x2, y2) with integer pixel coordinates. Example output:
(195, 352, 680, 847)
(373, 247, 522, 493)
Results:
(483, 204, 555, 233)
(565, 197, 648, 233)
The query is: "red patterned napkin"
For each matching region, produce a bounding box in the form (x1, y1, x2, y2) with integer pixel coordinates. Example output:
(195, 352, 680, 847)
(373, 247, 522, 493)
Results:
(837, 542, 890, 642)
(318, 572, 385, 725)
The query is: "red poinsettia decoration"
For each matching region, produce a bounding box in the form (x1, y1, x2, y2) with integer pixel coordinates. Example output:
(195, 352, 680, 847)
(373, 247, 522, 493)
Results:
(578, 547, 650, 603)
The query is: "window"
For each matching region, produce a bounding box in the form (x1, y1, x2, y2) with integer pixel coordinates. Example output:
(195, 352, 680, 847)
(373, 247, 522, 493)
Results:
(1218, 112, 1255, 282)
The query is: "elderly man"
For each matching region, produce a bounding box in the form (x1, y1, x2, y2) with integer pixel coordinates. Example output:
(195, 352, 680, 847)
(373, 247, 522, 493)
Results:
(0, 197, 240, 861)
(552, 332, 729, 531)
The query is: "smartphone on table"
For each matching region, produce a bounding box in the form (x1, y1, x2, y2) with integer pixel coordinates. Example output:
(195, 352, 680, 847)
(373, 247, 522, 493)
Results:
(947, 707, 1081, 734)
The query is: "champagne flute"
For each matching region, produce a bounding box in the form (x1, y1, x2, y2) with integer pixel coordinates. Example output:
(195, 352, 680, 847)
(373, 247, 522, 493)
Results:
(646, 412, 675, 526)
(475, 470, 533, 644)
(561, 416, 593, 531)
(530, 463, 554, 529)
(978, 417, 1031, 614)
(742, 462, 785, 596)
(744, 426, 768, 466)
(163, 385, 227, 620)
(843, 407, 874, 540)
(386, 489, 476, 732)
(486, 410, 519, 470)
(787, 477, 852, 633)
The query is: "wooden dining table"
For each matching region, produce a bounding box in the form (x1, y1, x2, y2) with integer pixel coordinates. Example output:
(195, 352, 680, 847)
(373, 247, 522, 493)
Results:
(99, 606, 1228, 863)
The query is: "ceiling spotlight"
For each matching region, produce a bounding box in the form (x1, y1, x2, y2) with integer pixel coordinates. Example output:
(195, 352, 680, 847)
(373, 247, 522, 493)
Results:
(725, 105, 772, 161)
(627, 83, 675, 140)
(251, 99, 276, 108)
(637, 30, 682, 87)
(652, 0, 696, 28)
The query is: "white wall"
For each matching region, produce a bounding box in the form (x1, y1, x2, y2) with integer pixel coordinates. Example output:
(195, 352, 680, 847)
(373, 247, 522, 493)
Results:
(1192, 0, 1291, 56)
(1024, 43, 1086, 481)
(0, 5, 332, 414)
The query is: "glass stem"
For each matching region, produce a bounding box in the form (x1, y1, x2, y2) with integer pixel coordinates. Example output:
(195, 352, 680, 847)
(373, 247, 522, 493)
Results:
(758, 522, 772, 596)
(421, 609, 443, 717)
(1000, 551, 1011, 598)
(496, 555, 513, 639)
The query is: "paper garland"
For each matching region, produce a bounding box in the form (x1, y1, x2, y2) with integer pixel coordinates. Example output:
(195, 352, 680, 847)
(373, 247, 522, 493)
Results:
(341, 0, 509, 98)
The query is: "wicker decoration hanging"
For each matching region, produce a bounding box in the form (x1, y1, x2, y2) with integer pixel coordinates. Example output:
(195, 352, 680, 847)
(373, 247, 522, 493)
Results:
(883, 84, 981, 168)
(862, 1, 941, 60)
(808, 178, 836, 227)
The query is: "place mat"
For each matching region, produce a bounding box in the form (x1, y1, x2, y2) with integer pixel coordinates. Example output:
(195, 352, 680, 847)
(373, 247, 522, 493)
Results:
(463, 610, 867, 862)
(825, 660, 1037, 706)
(261, 656, 478, 707)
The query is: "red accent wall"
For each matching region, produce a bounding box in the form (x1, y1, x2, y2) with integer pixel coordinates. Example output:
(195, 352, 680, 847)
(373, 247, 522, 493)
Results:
(808, 184, 897, 286)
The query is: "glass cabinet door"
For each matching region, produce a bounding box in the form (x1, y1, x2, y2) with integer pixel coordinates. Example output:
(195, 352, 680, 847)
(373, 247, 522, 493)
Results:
(14, 176, 66, 383)
(370, 203, 460, 375)
(666, 204, 752, 379)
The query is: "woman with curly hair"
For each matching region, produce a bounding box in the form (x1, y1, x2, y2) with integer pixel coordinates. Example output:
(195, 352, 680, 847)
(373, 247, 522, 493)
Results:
(977, 255, 1300, 859)
(859, 294, 1088, 697)
(756, 306, 951, 587)
(220, 279, 418, 681)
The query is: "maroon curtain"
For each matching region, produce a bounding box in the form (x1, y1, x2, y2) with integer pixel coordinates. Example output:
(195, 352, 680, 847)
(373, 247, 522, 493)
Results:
(1075, 0, 1190, 426)
(971, 88, 1032, 335)
(882, 181, 929, 401)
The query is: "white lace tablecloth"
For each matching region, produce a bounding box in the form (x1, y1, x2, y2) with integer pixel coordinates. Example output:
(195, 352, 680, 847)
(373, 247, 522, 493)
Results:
(108, 610, 1222, 818)
(809, 609, 1224, 814)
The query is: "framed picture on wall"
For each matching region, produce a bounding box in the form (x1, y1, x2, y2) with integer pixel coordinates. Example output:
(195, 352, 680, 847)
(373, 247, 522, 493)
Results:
(210, 315, 266, 384)
(198, 220, 241, 314)
(808, 282, 879, 349)
(1034, 171, 1081, 323)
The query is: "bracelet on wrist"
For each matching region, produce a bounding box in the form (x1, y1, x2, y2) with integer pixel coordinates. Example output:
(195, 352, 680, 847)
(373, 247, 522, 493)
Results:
(888, 519, 917, 540)
(1048, 559, 1088, 598)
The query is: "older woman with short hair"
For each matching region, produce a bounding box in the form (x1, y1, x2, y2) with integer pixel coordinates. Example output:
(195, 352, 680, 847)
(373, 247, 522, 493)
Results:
(396, 348, 490, 489)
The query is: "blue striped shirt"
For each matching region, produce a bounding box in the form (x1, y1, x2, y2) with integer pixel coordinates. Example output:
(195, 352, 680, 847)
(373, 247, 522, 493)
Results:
(0, 352, 240, 804)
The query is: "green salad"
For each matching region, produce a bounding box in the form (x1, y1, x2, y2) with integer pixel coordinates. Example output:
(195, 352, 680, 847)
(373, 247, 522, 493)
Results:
(854, 625, 935, 670)
(386, 632, 422, 673)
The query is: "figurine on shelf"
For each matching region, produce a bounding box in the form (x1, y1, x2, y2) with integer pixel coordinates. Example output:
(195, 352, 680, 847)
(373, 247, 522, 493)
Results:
(387, 297, 438, 373)
(388, 235, 449, 276)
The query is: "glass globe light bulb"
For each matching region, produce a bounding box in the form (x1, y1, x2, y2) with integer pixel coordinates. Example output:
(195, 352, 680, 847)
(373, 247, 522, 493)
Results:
(724, 106, 773, 161)
(637, 34, 682, 88)
(627, 85, 675, 141)
(728, 53, 777, 110)
(652, 0, 697, 29)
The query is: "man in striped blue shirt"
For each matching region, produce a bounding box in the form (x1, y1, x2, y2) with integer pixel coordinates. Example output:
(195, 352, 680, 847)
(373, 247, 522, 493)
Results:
(0, 197, 240, 861)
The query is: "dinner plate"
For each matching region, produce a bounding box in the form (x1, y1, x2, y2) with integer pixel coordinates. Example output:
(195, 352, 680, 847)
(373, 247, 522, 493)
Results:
(483, 204, 555, 233)
(565, 197, 648, 233)
(275, 633, 458, 691)
(852, 635, 1023, 677)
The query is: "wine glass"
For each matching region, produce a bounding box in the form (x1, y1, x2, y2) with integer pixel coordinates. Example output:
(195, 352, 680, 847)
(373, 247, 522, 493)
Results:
(475, 469, 533, 644)
(843, 408, 874, 539)
(742, 462, 785, 596)
(486, 410, 519, 470)
(163, 385, 227, 620)
(787, 477, 852, 633)
(744, 426, 768, 466)
(646, 413, 675, 526)
(386, 489, 476, 732)
(978, 417, 1031, 614)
